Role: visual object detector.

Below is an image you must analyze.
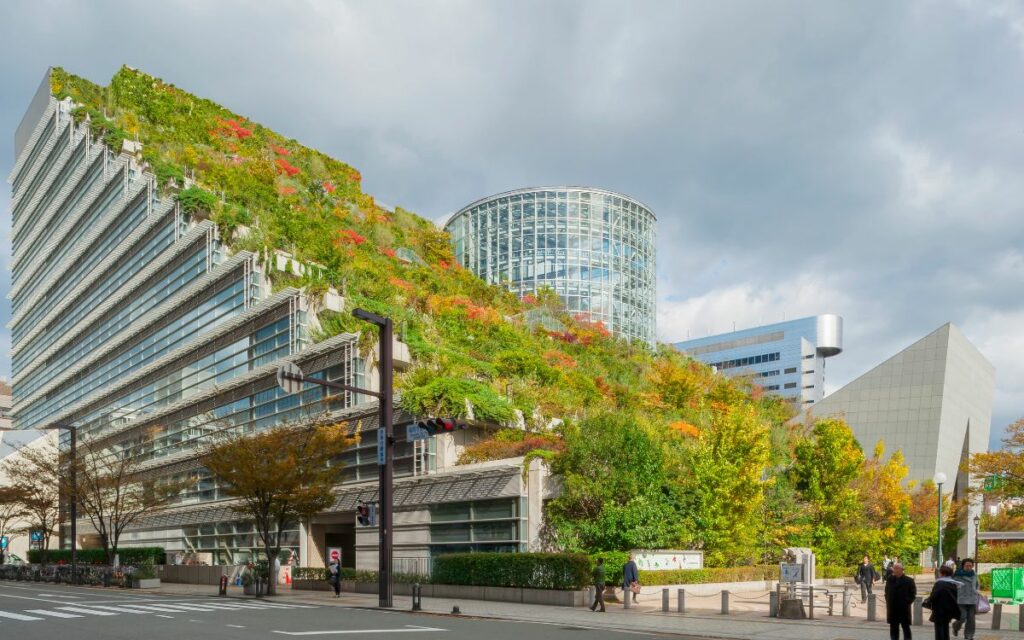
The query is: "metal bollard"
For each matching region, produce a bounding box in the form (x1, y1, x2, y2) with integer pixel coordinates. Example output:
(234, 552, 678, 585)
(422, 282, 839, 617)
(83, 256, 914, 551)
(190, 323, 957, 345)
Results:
(412, 583, 422, 611)
(867, 593, 876, 622)
(662, 588, 669, 612)
(677, 588, 685, 613)
(624, 588, 632, 609)
(842, 586, 851, 617)
(912, 597, 923, 626)
(991, 602, 1001, 630)
(808, 585, 814, 620)
(769, 590, 779, 617)
(721, 590, 729, 615)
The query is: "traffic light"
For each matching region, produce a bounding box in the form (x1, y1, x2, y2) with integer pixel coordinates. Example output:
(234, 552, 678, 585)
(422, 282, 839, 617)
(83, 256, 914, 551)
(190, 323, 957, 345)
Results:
(413, 417, 469, 436)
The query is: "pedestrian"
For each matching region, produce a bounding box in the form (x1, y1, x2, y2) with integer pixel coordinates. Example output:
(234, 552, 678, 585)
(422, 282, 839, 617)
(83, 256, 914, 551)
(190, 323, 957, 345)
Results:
(884, 563, 916, 640)
(951, 558, 979, 640)
(925, 565, 961, 640)
(855, 555, 880, 602)
(328, 559, 341, 598)
(623, 553, 640, 604)
(943, 557, 956, 570)
(883, 556, 892, 582)
(590, 558, 606, 612)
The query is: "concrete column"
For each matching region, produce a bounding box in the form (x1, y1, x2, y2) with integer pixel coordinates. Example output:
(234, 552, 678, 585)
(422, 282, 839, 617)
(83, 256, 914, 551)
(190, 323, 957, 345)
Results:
(991, 602, 1001, 630)
(913, 597, 923, 626)
(808, 585, 814, 619)
(721, 590, 729, 615)
(1018, 604, 1024, 632)
(661, 589, 669, 612)
(769, 590, 779, 617)
(867, 594, 876, 622)
(842, 587, 851, 616)
(299, 518, 309, 568)
(677, 588, 685, 613)
(624, 588, 632, 609)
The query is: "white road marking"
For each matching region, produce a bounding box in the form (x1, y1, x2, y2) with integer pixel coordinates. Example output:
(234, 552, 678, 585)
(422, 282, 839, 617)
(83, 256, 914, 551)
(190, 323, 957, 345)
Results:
(0, 610, 45, 621)
(84, 605, 152, 614)
(55, 606, 119, 616)
(38, 593, 81, 599)
(272, 626, 447, 636)
(155, 614, 174, 618)
(227, 624, 246, 628)
(25, 609, 83, 618)
(110, 604, 198, 613)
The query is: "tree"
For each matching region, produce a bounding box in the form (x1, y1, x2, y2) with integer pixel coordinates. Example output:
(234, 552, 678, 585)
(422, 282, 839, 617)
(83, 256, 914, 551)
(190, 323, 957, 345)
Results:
(0, 486, 28, 557)
(970, 417, 1024, 504)
(202, 422, 356, 595)
(2, 439, 62, 565)
(74, 436, 191, 566)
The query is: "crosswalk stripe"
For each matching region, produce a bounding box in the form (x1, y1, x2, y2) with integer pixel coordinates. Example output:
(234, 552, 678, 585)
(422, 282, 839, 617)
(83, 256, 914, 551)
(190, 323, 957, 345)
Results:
(55, 606, 119, 616)
(25, 609, 83, 618)
(0, 610, 45, 621)
(84, 605, 150, 614)
(110, 604, 194, 613)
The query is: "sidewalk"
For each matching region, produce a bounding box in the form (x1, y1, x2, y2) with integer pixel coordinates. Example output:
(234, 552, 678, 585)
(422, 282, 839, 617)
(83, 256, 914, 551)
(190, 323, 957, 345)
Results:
(143, 581, 1023, 640)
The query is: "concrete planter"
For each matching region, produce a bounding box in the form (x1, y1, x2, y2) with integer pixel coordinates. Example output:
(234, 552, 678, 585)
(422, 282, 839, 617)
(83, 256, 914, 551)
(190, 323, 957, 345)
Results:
(292, 579, 332, 592)
(133, 578, 161, 589)
(344, 581, 589, 607)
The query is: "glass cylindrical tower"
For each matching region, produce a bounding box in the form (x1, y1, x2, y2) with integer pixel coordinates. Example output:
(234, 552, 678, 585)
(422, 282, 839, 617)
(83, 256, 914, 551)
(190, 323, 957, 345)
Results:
(445, 187, 656, 344)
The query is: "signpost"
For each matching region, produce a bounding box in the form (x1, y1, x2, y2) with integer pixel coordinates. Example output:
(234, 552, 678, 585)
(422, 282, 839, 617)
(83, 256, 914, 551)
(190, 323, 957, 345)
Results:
(275, 308, 394, 608)
(780, 563, 804, 583)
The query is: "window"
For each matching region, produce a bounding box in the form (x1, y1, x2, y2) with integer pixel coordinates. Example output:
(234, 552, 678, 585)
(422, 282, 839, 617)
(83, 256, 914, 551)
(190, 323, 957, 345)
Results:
(803, 370, 814, 375)
(784, 382, 797, 389)
(765, 385, 780, 391)
(803, 354, 814, 359)
(803, 385, 814, 389)
(784, 367, 797, 374)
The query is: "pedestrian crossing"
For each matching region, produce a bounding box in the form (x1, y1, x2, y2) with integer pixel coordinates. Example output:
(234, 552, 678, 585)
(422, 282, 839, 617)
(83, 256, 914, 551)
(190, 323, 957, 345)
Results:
(0, 600, 318, 623)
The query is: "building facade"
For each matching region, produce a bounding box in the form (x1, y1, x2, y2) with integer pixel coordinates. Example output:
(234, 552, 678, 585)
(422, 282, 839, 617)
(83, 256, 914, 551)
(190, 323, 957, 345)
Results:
(675, 315, 843, 406)
(445, 187, 656, 344)
(8, 70, 551, 571)
(810, 322, 995, 557)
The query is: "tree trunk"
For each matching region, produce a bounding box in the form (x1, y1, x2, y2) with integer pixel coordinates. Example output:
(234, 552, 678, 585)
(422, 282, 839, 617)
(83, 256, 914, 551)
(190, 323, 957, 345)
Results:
(266, 546, 279, 596)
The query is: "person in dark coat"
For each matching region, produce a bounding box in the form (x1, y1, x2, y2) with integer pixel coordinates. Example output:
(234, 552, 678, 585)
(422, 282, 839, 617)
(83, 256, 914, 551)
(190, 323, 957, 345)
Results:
(885, 563, 916, 640)
(590, 558, 606, 612)
(856, 555, 880, 602)
(927, 565, 961, 640)
(622, 553, 640, 604)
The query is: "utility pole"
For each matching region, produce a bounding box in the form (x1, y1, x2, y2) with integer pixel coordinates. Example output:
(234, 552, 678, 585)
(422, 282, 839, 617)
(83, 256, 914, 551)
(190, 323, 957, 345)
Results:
(276, 308, 394, 607)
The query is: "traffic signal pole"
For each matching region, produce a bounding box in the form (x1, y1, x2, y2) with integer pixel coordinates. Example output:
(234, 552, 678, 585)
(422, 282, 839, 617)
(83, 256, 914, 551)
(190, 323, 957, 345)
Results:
(277, 308, 394, 607)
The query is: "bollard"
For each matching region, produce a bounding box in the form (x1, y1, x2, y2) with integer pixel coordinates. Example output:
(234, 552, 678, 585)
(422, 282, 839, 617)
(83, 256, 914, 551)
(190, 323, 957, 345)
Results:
(912, 597, 923, 626)
(721, 590, 729, 615)
(842, 586, 851, 617)
(808, 585, 814, 620)
(769, 590, 779, 617)
(662, 588, 669, 612)
(624, 588, 632, 609)
(1019, 604, 1024, 632)
(991, 602, 1001, 630)
(867, 593, 876, 622)
(828, 593, 834, 616)
(677, 588, 685, 614)
(219, 575, 228, 596)
(412, 583, 422, 611)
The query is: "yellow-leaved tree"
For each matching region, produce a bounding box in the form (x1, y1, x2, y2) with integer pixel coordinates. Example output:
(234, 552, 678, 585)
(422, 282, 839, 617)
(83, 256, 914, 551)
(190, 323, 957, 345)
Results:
(203, 422, 357, 594)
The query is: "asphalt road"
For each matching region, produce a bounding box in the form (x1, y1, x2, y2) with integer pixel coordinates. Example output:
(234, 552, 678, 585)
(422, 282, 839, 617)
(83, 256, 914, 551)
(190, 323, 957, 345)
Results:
(0, 582, 688, 640)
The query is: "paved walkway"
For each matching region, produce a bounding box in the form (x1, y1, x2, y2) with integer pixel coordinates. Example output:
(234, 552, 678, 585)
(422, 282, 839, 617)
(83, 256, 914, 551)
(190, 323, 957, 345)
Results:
(133, 581, 1022, 640)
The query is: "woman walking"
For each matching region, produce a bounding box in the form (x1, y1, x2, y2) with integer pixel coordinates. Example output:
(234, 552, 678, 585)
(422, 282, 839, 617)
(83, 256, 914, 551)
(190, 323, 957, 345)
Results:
(926, 565, 961, 640)
(952, 558, 979, 640)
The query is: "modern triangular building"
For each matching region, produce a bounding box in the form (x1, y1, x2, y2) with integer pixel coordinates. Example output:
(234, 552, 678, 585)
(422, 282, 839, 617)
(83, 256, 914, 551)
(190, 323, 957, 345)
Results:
(810, 323, 994, 556)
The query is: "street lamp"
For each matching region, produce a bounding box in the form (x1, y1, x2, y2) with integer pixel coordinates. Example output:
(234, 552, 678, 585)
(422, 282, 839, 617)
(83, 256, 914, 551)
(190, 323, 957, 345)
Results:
(934, 471, 947, 572)
(973, 514, 981, 563)
(0, 425, 77, 584)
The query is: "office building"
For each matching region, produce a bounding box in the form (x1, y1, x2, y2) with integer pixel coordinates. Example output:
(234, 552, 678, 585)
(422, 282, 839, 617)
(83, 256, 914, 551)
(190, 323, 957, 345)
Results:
(810, 322, 995, 557)
(675, 315, 843, 405)
(445, 187, 656, 344)
(8, 68, 550, 570)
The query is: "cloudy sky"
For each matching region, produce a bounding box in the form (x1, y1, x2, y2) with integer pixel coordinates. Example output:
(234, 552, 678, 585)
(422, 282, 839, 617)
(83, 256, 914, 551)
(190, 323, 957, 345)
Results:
(0, 1, 1021, 450)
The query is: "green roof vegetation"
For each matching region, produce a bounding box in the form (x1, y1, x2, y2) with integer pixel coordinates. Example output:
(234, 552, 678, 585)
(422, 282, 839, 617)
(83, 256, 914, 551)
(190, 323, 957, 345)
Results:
(48, 66, 947, 566)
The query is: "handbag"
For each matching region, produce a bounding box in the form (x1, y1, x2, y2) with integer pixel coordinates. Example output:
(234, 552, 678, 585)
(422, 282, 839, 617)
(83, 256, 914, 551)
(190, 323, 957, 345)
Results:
(977, 594, 990, 615)
(629, 581, 641, 594)
(921, 597, 932, 610)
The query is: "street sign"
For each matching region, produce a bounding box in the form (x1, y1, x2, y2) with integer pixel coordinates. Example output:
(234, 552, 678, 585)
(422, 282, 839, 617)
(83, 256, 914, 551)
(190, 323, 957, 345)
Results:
(276, 362, 304, 394)
(328, 547, 341, 564)
(378, 428, 386, 465)
(780, 563, 804, 583)
(406, 424, 429, 441)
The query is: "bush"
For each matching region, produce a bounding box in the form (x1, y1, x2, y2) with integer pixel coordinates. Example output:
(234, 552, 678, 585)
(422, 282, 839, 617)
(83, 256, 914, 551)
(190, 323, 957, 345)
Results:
(979, 573, 991, 592)
(639, 565, 779, 585)
(432, 552, 590, 590)
(982, 543, 1024, 563)
(28, 547, 165, 565)
(177, 186, 217, 215)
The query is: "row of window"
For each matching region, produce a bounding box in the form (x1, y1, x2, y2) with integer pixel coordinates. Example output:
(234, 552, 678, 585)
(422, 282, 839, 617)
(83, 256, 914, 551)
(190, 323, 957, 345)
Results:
(13, 131, 85, 250)
(11, 111, 58, 194)
(12, 121, 71, 224)
(711, 352, 781, 370)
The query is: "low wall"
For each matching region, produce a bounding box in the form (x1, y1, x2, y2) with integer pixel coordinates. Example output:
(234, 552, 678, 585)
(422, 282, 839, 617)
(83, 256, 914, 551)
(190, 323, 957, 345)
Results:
(291, 579, 588, 607)
(156, 565, 241, 585)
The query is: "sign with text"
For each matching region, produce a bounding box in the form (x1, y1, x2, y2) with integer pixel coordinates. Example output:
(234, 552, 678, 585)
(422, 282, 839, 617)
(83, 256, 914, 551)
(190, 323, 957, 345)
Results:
(378, 428, 387, 465)
(633, 550, 703, 571)
(780, 563, 805, 583)
(406, 424, 429, 441)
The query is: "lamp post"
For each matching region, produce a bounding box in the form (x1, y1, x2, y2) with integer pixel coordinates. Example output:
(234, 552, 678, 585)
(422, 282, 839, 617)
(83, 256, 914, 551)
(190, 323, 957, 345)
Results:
(0, 425, 77, 584)
(973, 515, 981, 563)
(934, 471, 947, 572)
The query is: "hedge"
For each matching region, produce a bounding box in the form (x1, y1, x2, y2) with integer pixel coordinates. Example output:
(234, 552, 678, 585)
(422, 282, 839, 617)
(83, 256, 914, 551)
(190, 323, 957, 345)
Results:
(981, 543, 1024, 563)
(292, 567, 428, 584)
(27, 547, 165, 565)
(432, 552, 590, 590)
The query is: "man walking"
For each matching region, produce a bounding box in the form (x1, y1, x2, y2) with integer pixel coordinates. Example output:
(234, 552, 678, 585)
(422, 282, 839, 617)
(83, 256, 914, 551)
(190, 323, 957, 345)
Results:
(856, 555, 880, 603)
(884, 563, 916, 640)
(590, 558, 606, 612)
(623, 553, 640, 605)
(952, 558, 979, 640)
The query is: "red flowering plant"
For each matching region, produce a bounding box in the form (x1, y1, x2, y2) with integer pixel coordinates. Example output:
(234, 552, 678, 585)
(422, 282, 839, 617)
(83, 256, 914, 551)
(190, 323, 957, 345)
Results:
(337, 229, 366, 245)
(322, 181, 335, 194)
(272, 145, 290, 156)
(379, 247, 397, 258)
(275, 158, 300, 177)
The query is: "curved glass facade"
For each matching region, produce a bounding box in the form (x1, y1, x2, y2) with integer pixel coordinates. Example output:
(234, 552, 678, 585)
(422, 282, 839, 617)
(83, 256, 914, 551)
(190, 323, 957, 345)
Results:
(446, 187, 656, 344)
